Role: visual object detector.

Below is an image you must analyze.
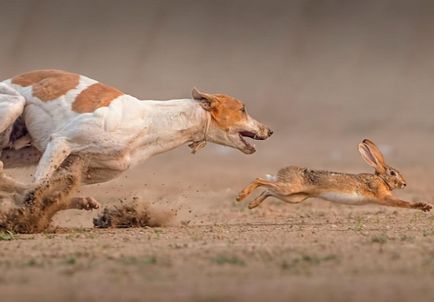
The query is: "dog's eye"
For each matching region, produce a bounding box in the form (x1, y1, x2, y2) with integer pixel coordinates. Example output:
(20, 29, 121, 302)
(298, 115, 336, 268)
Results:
(390, 170, 396, 176)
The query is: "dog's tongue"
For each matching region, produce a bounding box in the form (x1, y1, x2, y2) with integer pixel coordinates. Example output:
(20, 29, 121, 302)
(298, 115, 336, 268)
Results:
(239, 131, 257, 139)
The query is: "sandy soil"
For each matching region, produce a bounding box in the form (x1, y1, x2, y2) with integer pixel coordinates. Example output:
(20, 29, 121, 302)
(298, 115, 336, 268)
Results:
(1, 147, 433, 302)
(1, 1, 434, 301)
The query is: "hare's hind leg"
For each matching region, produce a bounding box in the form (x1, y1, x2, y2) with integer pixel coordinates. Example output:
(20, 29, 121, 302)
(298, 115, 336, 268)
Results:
(248, 191, 273, 209)
(248, 191, 308, 209)
(236, 178, 285, 201)
(237, 177, 305, 208)
(236, 179, 262, 201)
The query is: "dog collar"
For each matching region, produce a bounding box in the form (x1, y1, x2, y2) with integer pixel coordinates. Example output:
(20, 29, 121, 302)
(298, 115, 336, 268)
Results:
(188, 111, 211, 154)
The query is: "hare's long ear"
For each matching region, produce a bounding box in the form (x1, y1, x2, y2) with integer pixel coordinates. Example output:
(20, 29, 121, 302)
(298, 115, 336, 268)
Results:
(362, 139, 386, 166)
(358, 141, 386, 173)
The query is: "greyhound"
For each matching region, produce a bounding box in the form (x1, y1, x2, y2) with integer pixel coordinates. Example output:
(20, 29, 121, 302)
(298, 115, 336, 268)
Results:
(0, 69, 273, 211)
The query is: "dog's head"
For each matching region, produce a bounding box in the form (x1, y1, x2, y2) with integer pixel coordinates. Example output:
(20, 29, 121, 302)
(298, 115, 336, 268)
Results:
(192, 88, 273, 154)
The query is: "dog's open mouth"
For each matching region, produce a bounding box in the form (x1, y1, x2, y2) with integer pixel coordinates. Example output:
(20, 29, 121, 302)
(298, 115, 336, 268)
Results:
(238, 131, 263, 153)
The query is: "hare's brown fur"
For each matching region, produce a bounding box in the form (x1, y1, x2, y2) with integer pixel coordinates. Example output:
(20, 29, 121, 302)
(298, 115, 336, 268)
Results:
(237, 139, 432, 212)
(276, 166, 390, 200)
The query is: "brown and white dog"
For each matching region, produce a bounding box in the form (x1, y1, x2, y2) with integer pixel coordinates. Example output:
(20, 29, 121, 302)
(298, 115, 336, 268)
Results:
(0, 69, 272, 209)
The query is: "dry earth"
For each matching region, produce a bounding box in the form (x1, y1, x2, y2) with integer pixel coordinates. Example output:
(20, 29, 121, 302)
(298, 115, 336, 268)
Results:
(1, 0, 434, 301)
(1, 146, 433, 302)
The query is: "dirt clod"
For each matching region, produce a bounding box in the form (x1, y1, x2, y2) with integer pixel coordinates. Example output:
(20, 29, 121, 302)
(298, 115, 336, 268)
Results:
(0, 156, 84, 233)
(93, 200, 174, 228)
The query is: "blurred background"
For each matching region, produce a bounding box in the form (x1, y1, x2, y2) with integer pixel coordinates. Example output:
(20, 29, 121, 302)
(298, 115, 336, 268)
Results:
(1, 2, 434, 301)
(1, 0, 434, 197)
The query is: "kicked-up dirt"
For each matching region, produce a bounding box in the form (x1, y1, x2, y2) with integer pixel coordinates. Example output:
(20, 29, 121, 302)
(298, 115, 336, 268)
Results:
(0, 148, 433, 302)
(1, 0, 434, 301)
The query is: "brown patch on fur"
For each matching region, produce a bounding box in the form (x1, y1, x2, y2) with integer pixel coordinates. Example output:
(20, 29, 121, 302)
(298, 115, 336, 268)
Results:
(209, 95, 247, 130)
(11, 69, 80, 101)
(192, 89, 247, 130)
(72, 82, 123, 113)
(93, 199, 174, 228)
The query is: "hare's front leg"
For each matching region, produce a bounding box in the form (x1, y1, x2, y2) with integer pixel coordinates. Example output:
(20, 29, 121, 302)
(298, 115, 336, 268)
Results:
(378, 197, 432, 212)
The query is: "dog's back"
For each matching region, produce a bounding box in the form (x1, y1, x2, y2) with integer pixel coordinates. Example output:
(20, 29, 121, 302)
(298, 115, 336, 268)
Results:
(0, 69, 129, 151)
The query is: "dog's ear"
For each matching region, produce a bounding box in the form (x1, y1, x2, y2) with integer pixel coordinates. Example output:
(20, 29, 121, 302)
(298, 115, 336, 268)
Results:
(192, 87, 216, 111)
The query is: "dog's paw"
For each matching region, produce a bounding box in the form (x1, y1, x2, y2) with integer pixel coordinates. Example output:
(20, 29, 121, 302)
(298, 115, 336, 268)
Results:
(75, 197, 100, 210)
(413, 202, 432, 212)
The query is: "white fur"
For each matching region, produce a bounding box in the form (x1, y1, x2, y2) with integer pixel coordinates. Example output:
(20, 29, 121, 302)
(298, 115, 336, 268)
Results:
(0, 73, 269, 188)
(265, 174, 277, 181)
(10, 75, 97, 149)
(1, 77, 209, 184)
(30, 97, 209, 183)
(319, 192, 369, 204)
(0, 83, 25, 148)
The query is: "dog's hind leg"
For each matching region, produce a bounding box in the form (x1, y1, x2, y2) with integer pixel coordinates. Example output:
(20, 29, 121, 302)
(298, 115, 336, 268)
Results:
(0, 161, 28, 194)
(0, 83, 26, 151)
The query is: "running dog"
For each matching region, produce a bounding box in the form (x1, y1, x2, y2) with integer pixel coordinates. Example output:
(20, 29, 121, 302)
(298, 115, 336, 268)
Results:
(0, 69, 273, 210)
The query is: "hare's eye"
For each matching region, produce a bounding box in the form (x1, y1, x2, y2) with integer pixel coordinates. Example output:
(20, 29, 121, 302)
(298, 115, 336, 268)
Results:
(240, 106, 246, 113)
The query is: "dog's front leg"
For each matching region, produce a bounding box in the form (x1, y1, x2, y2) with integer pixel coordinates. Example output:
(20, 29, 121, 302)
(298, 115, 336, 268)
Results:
(69, 197, 100, 210)
(33, 137, 71, 184)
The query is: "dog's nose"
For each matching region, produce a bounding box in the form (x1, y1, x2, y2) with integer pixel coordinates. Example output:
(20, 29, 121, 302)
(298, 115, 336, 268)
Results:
(402, 183, 407, 188)
(267, 129, 274, 137)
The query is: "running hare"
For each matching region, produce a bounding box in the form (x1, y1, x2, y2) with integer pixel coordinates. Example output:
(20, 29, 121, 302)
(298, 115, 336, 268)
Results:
(236, 139, 432, 212)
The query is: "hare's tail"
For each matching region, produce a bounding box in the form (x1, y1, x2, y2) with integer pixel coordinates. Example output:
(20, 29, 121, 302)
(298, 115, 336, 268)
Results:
(265, 174, 277, 182)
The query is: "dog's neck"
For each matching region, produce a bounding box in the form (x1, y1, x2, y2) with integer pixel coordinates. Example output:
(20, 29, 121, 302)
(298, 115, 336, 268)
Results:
(132, 98, 210, 159)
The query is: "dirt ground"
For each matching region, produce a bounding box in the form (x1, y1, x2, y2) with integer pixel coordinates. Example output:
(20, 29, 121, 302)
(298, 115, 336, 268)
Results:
(1, 144, 433, 302)
(1, 1, 434, 301)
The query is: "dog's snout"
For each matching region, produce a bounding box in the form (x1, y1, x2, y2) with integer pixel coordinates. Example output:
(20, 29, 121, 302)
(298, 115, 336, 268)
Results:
(267, 129, 273, 137)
